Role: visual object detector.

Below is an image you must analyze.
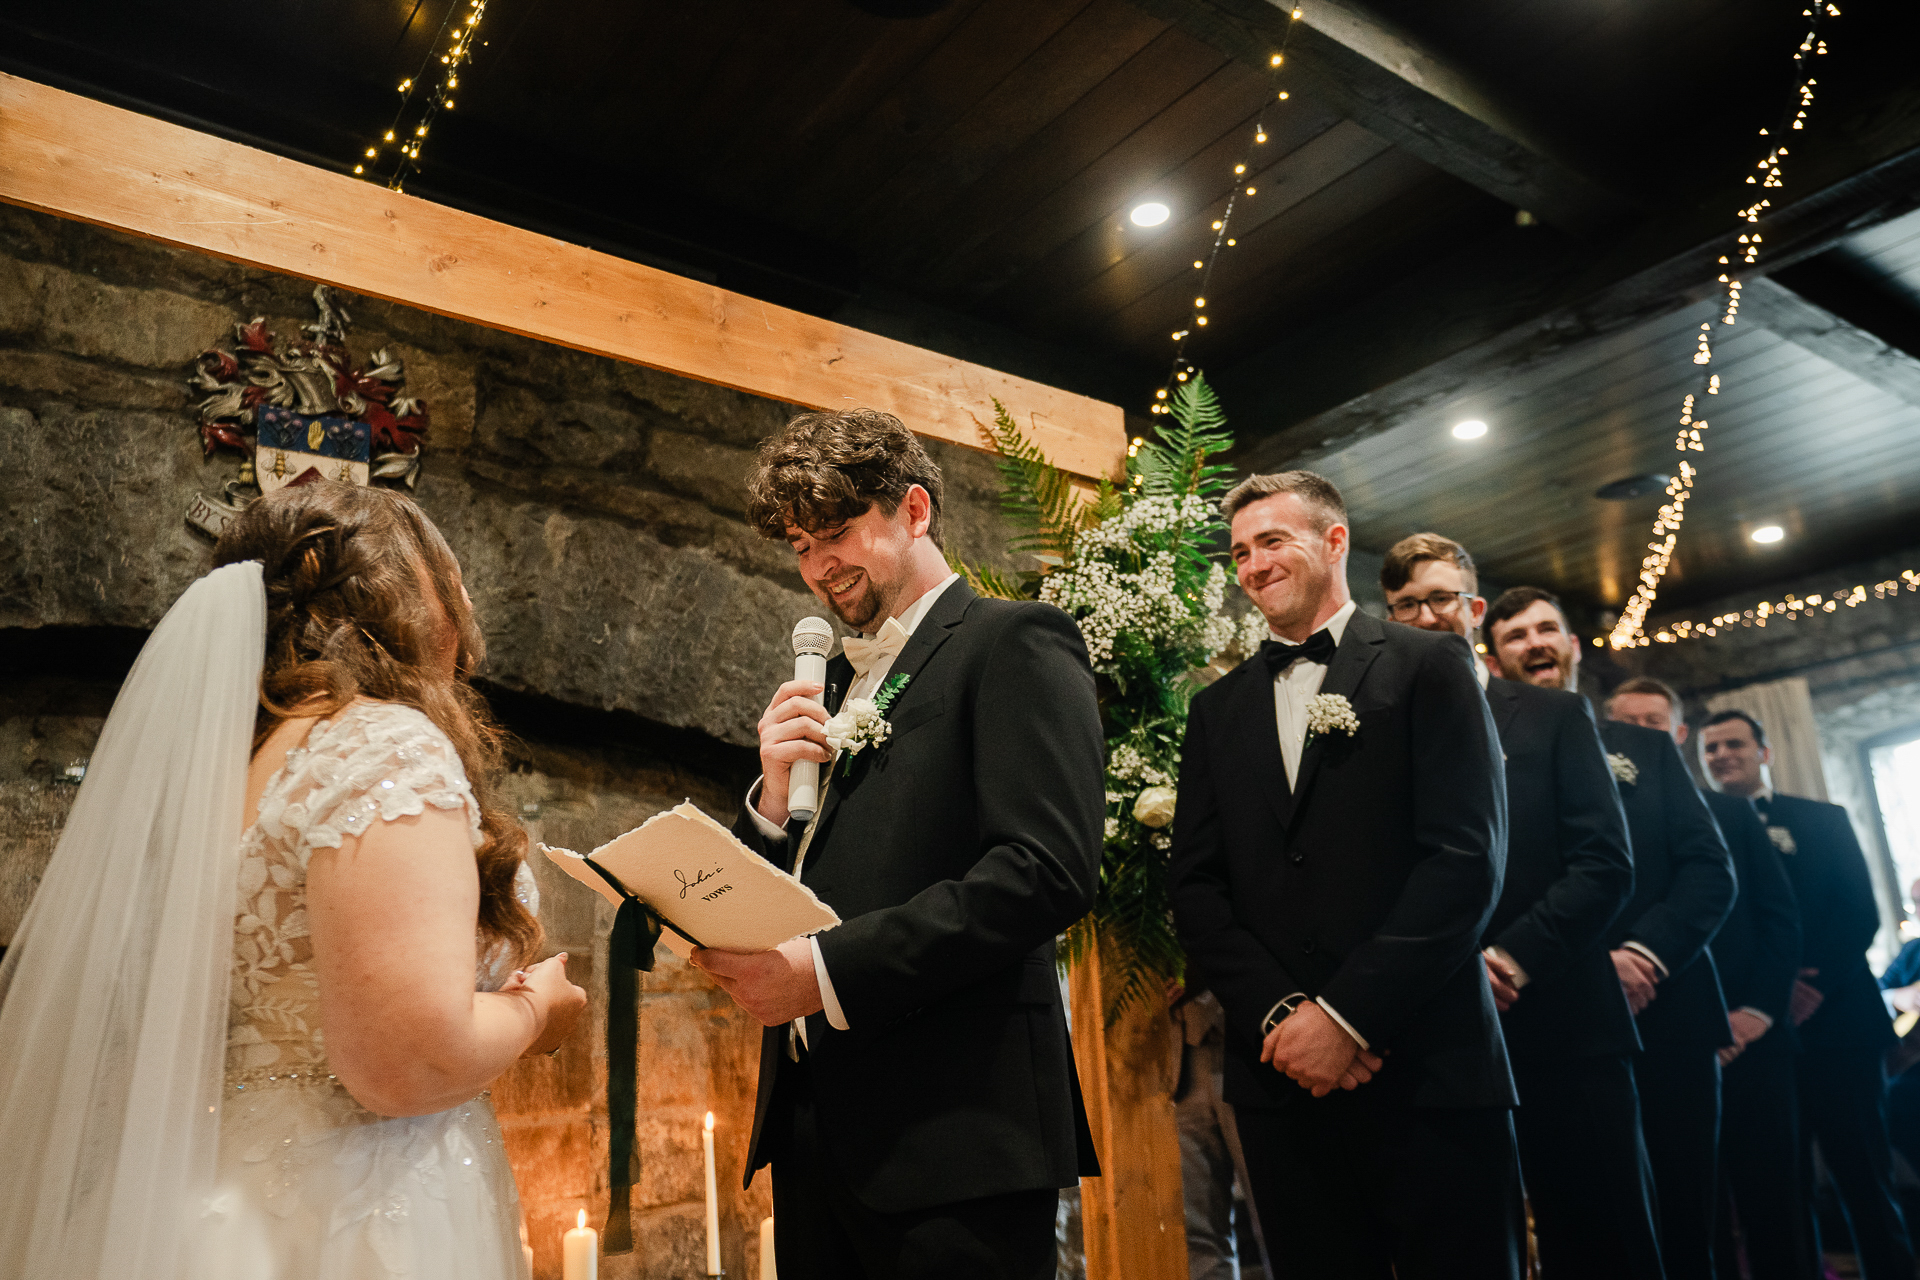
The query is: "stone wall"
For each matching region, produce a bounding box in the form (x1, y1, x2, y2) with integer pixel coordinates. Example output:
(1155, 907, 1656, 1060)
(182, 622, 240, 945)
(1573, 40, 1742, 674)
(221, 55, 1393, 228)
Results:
(0, 204, 1029, 1279)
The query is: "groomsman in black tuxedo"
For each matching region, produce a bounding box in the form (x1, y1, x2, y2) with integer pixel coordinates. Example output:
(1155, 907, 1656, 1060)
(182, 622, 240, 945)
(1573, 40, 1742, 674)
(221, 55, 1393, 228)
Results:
(694, 409, 1104, 1280)
(1488, 588, 1736, 1279)
(1171, 475, 1522, 1280)
(1382, 537, 1661, 1280)
(1702, 709, 1915, 1280)
(1607, 681, 1812, 1280)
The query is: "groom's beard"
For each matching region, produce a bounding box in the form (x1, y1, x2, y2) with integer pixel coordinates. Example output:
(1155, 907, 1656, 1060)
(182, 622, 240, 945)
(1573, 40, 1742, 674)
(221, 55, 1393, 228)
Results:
(824, 574, 887, 633)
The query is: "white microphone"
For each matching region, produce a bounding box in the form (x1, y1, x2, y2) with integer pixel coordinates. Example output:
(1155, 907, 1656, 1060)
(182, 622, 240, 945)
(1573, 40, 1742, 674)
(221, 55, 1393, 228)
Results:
(787, 616, 835, 823)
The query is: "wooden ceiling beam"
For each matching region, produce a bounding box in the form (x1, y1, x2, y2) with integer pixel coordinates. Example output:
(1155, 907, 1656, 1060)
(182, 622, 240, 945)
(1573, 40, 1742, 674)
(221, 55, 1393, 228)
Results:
(0, 74, 1127, 482)
(1123, 0, 1629, 235)
(1218, 99, 1920, 476)
(1737, 277, 1920, 412)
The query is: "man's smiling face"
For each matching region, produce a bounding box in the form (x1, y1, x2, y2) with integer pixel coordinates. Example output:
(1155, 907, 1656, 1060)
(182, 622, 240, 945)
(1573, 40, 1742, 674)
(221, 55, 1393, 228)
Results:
(1489, 598, 1579, 689)
(784, 488, 924, 633)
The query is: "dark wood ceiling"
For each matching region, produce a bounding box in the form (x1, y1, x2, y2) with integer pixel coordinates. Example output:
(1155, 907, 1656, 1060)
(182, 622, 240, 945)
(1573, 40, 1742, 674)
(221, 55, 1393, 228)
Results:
(3, 0, 1919, 613)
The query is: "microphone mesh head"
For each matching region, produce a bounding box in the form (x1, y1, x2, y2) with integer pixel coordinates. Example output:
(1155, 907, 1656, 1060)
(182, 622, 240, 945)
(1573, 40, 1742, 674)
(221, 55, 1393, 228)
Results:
(792, 616, 835, 657)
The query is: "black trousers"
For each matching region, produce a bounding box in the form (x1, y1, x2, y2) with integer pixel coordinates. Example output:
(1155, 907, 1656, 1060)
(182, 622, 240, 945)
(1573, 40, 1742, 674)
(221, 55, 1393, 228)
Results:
(765, 1053, 1058, 1280)
(1511, 1052, 1665, 1280)
(1234, 1090, 1524, 1280)
(1800, 1039, 1915, 1280)
(1635, 1042, 1722, 1280)
(1716, 1032, 1817, 1280)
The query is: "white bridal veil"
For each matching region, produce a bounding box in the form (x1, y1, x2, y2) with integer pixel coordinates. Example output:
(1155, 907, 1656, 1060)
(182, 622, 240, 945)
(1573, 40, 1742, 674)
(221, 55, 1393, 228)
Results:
(0, 561, 265, 1280)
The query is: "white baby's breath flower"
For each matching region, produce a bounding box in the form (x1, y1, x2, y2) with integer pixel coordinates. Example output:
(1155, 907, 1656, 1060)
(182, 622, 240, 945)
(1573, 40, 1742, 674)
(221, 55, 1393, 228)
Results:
(1607, 752, 1639, 786)
(1104, 816, 1121, 841)
(1304, 693, 1359, 739)
(1133, 785, 1177, 829)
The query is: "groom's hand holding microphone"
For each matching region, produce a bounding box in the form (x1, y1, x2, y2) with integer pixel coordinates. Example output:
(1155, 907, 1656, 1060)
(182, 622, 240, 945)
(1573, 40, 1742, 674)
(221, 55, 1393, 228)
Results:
(694, 618, 836, 1024)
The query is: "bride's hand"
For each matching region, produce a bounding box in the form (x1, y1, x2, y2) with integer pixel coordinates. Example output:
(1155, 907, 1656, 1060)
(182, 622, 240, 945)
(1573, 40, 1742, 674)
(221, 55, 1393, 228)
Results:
(516, 953, 587, 1057)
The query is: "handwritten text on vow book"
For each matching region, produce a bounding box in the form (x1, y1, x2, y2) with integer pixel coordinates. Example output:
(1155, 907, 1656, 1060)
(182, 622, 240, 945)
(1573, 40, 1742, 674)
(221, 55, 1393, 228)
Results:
(538, 801, 839, 958)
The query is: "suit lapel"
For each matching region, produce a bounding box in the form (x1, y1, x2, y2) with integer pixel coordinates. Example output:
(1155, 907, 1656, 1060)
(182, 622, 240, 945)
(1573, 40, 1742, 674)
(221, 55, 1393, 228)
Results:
(1283, 610, 1385, 832)
(799, 582, 975, 879)
(1488, 678, 1524, 740)
(1228, 662, 1293, 833)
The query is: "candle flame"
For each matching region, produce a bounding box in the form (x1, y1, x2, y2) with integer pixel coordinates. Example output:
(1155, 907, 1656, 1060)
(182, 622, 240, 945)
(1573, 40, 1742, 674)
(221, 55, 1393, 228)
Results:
(705, 1110, 715, 1132)
(577, 1209, 586, 1229)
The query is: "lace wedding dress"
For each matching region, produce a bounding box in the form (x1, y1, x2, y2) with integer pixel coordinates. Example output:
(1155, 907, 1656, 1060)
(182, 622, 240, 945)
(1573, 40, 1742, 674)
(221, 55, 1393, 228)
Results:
(199, 700, 533, 1280)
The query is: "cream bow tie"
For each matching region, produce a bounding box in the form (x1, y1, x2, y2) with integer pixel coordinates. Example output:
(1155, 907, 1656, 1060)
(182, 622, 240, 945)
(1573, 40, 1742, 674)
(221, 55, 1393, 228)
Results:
(842, 616, 911, 678)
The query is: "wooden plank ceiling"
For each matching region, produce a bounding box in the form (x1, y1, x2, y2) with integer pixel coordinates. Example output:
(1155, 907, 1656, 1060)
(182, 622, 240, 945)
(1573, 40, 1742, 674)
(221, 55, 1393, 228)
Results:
(3, 0, 1917, 611)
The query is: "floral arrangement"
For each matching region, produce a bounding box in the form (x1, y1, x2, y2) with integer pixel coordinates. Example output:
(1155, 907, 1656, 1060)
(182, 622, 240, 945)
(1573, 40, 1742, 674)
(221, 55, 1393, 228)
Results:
(953, 377, 1256, 1018)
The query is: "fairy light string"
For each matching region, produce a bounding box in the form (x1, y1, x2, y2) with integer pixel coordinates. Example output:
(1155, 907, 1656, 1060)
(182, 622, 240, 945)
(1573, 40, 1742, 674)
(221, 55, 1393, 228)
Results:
(1623, 570, 1918, 646)
(1140, 6, 1306, 441)
(354, 0, 488, 192)
(1608, 1, 1839, 649)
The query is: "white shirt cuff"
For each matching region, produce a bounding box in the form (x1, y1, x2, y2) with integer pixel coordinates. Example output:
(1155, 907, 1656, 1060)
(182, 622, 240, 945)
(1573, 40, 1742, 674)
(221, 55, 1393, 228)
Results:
(1484, 945, 1531, 990)
(1316, 998, 1370, 1052)
(1624, 941, 1669, 980)
(811, 936, 848, 1031)
(1734, 1005, 1774, 1029)
(744, 777, 789, 843)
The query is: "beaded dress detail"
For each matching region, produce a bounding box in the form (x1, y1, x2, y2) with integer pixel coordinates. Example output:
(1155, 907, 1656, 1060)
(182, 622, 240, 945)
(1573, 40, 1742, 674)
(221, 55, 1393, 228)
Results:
(202, 701, 533, 1280)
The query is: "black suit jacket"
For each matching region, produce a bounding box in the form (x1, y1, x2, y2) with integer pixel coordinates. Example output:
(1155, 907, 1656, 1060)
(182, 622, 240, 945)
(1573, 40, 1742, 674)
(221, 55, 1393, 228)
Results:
(1168, 608, 1516, 1112)
(1597, 721, 1737, 1054)
(1483, 678, 1638, 1063)
(732, 582, 1105, 1212)
(1762, 791, 1893, 1055)
(1701, 789, 1801, 1036)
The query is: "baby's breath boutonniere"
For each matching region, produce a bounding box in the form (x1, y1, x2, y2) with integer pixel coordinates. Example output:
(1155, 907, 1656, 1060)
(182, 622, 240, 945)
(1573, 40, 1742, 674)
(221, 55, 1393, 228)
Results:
(824, 673, 911, 776)
(1304, 693, 1359, 747)
(1608, 752, 1640, 786)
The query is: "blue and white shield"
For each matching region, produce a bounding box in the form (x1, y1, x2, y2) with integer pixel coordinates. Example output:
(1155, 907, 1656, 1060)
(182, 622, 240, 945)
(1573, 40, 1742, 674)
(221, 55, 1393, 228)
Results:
(254, 405, 371, 493)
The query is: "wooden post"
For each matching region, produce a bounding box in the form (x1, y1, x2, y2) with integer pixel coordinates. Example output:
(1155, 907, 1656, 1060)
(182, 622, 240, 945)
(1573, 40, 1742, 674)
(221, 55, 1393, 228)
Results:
(1071, 936, 1188, 1280)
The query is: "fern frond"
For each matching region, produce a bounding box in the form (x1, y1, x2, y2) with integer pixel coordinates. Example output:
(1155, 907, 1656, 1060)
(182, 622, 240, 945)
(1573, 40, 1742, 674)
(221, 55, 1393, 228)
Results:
(1137, 374, 1236, 501)
(978, 399, 1080, 559)
(945, 551, 1032, 602)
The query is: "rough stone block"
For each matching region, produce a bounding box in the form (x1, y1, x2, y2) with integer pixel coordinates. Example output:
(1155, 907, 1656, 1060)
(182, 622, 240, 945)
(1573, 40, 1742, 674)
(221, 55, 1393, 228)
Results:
(650, 427, 755, 516)
(37, 260, 234, 369)
(391, 342, 477, 453)
(0, 349, 185, 411)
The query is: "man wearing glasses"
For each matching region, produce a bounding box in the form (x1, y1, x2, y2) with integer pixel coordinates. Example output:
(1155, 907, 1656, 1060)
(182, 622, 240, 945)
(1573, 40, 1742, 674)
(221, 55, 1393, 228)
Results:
(1382, 535, 1662, 1280)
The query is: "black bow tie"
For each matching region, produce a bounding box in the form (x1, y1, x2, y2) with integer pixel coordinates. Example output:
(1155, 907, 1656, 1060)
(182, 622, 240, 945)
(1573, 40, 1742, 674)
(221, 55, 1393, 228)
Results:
(1261, 630, 1337, 674)
(1752, 795, 1771, 820)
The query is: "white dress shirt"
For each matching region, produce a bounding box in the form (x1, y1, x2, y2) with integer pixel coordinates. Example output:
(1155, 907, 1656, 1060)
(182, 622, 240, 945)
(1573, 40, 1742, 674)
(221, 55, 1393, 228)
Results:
(1259, 600, 1373, 1051)
(745, 572, 961, 1039)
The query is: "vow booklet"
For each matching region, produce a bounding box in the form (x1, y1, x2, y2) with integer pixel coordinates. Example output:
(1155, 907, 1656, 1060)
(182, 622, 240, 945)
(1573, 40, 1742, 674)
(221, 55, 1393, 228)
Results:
(538, 801, 840, 959)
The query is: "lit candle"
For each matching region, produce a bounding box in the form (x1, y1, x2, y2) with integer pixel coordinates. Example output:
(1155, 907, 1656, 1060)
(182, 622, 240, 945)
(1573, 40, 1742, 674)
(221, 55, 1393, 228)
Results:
(759, 1215, 777, 1280)
(703, 1111, 722, 1276)
(563, 1208, 597, 1280)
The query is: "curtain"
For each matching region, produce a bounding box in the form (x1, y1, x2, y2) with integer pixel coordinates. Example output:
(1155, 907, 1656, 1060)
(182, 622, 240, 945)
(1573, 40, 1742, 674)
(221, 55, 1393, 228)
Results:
(1705, 674, 1830, 801)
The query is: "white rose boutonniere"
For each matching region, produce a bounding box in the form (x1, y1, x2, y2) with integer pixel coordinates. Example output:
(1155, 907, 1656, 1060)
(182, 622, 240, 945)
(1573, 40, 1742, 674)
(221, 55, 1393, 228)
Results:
(1608, 752, 1640, 786)
(1133, 785, 1177, 829)
(822, 672, 911, 776)
(823, 697, 889, 756)
(1303, 693, 1359, 746)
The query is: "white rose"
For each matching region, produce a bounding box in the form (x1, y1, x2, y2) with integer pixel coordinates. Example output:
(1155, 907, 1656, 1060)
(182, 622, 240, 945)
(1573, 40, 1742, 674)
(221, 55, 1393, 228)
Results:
(1133, 785, 1177, 829)
(823, 698, 881, 754)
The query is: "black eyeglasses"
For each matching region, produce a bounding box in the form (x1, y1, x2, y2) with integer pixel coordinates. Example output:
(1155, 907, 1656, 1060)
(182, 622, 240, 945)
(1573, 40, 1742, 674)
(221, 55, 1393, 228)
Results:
(1387, 590, 1477, 621)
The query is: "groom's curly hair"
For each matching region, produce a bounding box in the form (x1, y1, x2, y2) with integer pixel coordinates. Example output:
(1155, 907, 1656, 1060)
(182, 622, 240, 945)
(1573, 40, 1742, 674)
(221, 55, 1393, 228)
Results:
(213, 480, 542, 971)
(746, 408, 945, 547)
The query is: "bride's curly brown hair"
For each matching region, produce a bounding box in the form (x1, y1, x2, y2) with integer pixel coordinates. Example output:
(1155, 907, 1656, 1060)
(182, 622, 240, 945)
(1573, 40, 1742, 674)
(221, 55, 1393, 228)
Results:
(213, 480, 541, 970)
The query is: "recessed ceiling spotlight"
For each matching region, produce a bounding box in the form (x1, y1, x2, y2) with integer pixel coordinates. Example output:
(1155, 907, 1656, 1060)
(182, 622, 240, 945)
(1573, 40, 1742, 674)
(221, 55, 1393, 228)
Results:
(1751, 524, 1785, 544)
(1130, 202, 1170, 227)
(1451, 419, 1488, 440)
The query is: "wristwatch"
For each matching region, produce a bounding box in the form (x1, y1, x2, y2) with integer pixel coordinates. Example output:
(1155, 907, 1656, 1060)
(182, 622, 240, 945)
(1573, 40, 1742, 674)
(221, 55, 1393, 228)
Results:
(1261, 992, 1309, 1036)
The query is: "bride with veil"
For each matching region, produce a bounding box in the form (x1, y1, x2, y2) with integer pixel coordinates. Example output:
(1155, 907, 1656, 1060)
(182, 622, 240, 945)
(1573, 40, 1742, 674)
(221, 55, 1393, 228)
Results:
(0, 481, 586, 1280)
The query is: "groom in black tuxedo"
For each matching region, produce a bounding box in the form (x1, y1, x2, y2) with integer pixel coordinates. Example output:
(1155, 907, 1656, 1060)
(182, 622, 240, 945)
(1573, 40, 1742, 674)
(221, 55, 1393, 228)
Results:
(1381, 536, 1661, 1280)
(1169, 473, 1523, 1280)
(693, 409, 1104, 1280)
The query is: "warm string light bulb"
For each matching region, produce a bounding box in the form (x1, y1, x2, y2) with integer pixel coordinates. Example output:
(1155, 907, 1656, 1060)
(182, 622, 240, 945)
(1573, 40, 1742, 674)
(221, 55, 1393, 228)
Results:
(358, 0, 489, 190)
(1611, 3, 1836, 647)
